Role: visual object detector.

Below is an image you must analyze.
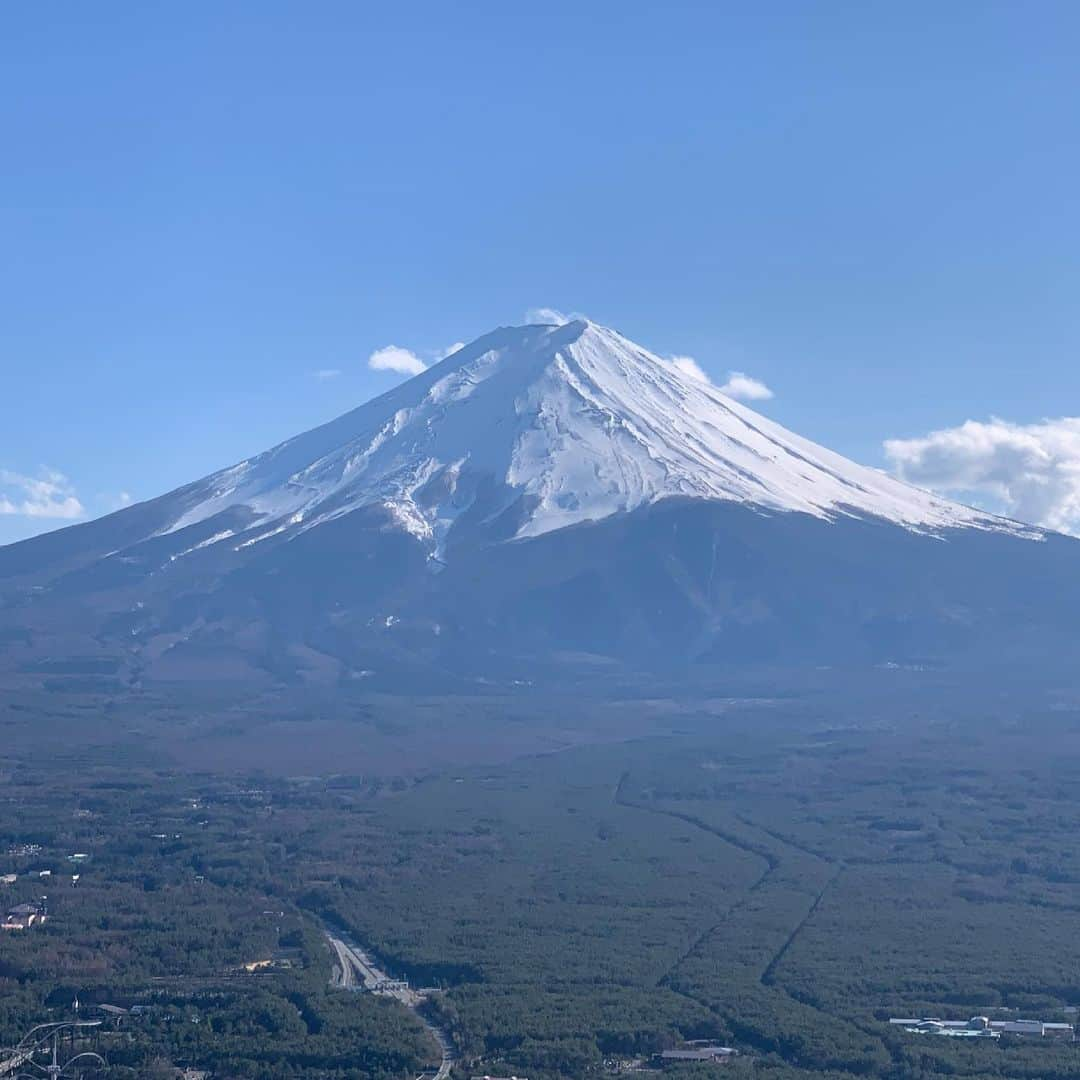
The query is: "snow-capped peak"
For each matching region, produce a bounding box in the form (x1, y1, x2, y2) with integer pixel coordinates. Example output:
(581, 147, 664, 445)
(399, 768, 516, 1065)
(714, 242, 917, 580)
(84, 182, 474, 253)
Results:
(163, 319, 1030, 556)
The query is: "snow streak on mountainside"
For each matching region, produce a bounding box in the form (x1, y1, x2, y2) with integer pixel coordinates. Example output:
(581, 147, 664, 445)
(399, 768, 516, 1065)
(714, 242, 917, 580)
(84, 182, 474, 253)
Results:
(157, 319, 1027, 560)
(4, 318, 1078, 695)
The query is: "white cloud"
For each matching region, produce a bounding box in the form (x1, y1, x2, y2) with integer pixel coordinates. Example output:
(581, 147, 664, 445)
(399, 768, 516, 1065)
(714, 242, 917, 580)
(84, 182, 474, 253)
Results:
(0, 467, 85, 520)
(525, 306, 589, 326)
(668, 356, 774, 401)
(110, 491, 133, 511)
(368, 345, 428, 377)
(718, 371, 774, 401)
(311, 368, 341, 381)
(525, 307, 571, 326)
(884, 417, 1080, 535)
(367, 340, 467, 377)
(670, 355, 711, 383)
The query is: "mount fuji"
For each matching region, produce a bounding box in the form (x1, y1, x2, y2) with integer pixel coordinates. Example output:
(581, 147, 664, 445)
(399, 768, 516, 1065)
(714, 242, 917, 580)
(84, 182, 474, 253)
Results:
(2, 319, 1078, 693)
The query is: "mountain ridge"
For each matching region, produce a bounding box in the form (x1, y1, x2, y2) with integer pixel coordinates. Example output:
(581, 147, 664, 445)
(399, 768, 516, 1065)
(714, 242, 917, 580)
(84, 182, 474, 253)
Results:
(14, 319, 1032, 569)
(0, 319, 1075, 693)
(162, 317, 1033, 549)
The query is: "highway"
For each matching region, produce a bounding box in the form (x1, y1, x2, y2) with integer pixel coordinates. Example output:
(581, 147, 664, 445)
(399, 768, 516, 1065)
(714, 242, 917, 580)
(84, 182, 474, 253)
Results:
(328, 935, 387, 994)
(325, 928, 455, 1079)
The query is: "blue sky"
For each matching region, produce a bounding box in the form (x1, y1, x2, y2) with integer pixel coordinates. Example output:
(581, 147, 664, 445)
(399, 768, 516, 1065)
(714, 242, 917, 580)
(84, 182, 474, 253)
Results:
(3, 2, 1079, 543)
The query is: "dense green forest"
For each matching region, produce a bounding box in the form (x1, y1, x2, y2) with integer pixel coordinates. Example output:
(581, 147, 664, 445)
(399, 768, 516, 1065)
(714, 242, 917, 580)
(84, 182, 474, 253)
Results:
(4, 700, 1080, 1078)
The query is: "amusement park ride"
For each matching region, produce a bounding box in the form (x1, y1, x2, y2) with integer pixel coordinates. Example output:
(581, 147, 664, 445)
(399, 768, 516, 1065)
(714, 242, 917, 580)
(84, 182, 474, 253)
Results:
(0, 1020, 106, 1078)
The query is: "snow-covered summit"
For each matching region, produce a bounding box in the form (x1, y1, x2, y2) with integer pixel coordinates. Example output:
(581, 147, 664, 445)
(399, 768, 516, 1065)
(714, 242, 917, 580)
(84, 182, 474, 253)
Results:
(8, 318, 1078, 692)
(163, 319, 1028, 556)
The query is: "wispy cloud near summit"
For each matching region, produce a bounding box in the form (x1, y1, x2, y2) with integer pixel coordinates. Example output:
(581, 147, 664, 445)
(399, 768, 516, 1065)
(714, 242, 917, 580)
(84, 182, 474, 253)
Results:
(669, 355, 774, 402)
(368, 339, 469, 377)
(718, 372, 774, 401)
(368, 345, 428, 376)
(669, 355, 710, 383)
(525, 306, 588, 326)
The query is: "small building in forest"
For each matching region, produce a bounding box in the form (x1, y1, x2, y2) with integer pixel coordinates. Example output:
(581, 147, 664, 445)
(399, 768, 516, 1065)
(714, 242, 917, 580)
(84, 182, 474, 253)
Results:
(2, 901, 47, 930)
(659, 1046, 738, 1063)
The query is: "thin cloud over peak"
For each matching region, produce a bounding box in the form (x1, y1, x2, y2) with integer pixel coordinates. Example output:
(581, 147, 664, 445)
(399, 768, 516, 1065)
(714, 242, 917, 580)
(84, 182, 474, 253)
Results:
(525, 306, 587, 326)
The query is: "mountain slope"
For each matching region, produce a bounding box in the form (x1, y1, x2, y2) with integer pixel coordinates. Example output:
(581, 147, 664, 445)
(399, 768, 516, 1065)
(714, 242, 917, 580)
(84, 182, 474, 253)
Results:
(108, 319, 1030, 556)
(0, 319, 1074, 693)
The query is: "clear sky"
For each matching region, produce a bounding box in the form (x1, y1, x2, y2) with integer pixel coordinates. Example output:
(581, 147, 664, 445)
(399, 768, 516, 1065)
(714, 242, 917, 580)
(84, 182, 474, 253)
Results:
(3, 2, 1079, 543)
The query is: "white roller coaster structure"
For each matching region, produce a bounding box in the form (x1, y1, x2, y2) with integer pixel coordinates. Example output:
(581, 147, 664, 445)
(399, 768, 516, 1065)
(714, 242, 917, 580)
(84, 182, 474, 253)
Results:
(0, 1020, 106, 1078)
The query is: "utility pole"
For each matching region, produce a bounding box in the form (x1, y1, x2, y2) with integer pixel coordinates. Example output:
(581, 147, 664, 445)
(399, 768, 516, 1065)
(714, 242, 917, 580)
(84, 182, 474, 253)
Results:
(45, 1032, 61, 1078)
